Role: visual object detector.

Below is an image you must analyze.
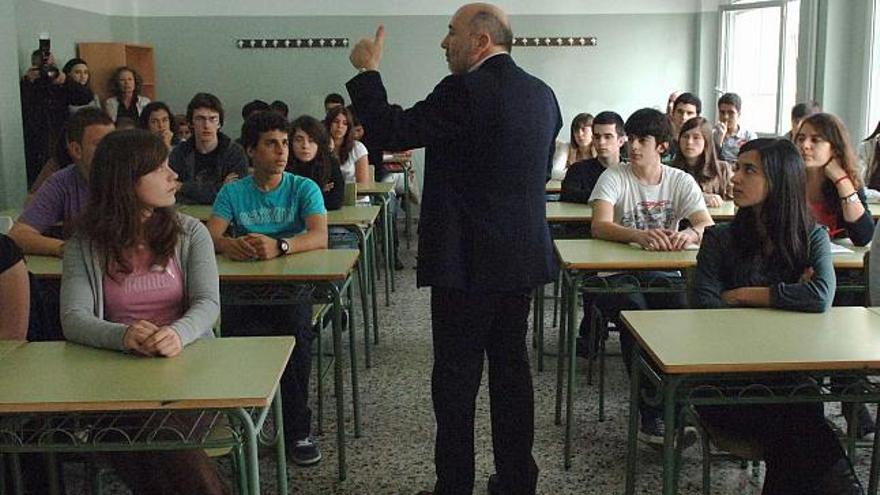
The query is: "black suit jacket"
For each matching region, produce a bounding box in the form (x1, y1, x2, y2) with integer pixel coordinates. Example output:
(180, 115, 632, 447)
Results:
(347, 54, 561, 292)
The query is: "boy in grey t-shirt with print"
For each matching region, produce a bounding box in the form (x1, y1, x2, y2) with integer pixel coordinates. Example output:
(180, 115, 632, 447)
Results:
(587, 108, 714, 445)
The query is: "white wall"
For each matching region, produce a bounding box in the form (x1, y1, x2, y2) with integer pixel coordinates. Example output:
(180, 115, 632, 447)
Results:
(42, 0, 718, 16)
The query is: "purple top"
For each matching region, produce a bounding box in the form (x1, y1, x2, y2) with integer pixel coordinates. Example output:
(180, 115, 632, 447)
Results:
(19, 164, 88, 237)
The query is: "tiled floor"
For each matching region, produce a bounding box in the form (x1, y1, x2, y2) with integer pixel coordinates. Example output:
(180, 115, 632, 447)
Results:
(59, 226, 875, 494)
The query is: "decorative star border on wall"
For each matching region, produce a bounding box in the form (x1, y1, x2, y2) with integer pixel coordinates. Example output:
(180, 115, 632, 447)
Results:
(236, 38, 349, 49)
(512, 36, 598, 47)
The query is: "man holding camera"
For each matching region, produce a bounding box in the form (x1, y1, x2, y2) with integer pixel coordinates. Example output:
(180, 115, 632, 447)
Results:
(20, 46, 93, 188)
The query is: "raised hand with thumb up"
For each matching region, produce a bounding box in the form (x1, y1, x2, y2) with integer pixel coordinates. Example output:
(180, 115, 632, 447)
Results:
(350, 25, 385, 72)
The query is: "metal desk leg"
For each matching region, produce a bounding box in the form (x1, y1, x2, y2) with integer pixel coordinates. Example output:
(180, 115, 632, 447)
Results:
(662, 377, 683, 495)
(330, 283, 348, 481)
(554, 272, 568, 426)
(231, 407, 261, 495)
(563, 271, 581, 469)
(624, 351, 643, 495)
(403, 165, 411, 249)
(868, 408, 880, 494)
(346, 282, 362, 439)
(384, 195, 395, 295)
(353, 227, 372, 369)
(272, 388, 289, 495)
(368, 228, 381, 337)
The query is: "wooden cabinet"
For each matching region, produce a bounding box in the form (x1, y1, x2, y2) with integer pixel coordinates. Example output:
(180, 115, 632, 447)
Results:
(76, 43, 156, 104)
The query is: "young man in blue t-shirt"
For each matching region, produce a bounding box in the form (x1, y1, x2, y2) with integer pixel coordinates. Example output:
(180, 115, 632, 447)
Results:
(207, 111, 328, 466)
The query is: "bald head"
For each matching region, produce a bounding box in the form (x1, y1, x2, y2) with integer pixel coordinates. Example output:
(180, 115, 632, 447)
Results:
(457, 3, 513, 52)
(443, 3, 512, 74)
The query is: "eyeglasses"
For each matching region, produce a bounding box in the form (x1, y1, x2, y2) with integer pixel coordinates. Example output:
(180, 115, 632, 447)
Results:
(193, 115, 220, 125)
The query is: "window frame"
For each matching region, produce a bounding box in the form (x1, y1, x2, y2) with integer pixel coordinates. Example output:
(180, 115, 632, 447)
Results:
(718, 0, 800, 135)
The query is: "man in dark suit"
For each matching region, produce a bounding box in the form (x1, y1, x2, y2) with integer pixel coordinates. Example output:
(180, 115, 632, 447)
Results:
(347, 4, 561, 494)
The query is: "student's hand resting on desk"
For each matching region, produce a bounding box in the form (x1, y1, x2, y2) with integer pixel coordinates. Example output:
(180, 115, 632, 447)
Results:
(141, 326, 183, 357)
(123, 320, 160, 356)
(799, 267, 815, 284)
(721, 288, 743, 306)
(223, 237, 259, 261)
(634, 229, 674, 251)
(223, 173, 240, 184)
(667, 229, 698, 251)
(703, 193, 723, 208)
(244, 233, 280, 260)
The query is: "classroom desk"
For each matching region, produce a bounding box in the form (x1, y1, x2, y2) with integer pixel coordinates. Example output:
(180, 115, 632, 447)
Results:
(620, 307, 880, 495)
(544, 201, 739, 224)
(25, 249, 362, 481)
(176, 203, 380, 365)
(0, 336, 294, 495)
(356, 181, 396, 302)
(327, 206, 383, 367)
(548, 238, 871, 469)
(383, 153, 414, 249)
(215, 249, 361, 481)
(546, 179, 562, 194)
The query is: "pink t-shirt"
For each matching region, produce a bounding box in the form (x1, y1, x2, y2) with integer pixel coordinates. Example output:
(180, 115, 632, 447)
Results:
(103, 246, 185, 327)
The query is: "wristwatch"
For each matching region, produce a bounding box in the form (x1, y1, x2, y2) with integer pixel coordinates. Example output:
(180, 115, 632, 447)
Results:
(841, 193, 860, 204)
(277, 238, 291, 255)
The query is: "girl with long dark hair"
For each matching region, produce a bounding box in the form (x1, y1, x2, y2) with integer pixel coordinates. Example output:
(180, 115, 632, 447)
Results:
(796, 113, 874, 246)
(325, 105, 369, 183)
(60, 129, 229, 495)
(671, 116, 733, 207)
(104, 66, 151, 122)
(288, 115, 344, 210)
(694, 138, 862, 495)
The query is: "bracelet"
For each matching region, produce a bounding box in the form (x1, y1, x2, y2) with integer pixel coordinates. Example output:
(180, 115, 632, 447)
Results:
(833, 175, 851, 186)
(840, 192, 860, 203)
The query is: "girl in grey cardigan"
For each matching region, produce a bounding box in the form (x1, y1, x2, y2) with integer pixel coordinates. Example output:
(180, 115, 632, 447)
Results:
(60, 129, 229, 495)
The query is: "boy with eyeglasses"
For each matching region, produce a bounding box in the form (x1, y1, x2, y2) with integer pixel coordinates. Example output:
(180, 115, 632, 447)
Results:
(170, 92, 248, 204)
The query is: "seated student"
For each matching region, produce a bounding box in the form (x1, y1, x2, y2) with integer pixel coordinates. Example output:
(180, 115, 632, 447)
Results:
(10, 107, 114, 256)
(0, 234, 28, 340)
(669, 92, 701, 139)
(61, 57, 101, 115)
(324, 92, 345, 114)
(796, 113, 875, 247)
(588, 108, 714, 444)
(325, 105, 370, 184)
(103, 66, 150, 122)
(138, 101, 178, 149)
(237, 99, 271, 148)
(859, 119, 880, 193)
(550, 113, 596, 180)
(693, 138, 864, 495)
(288, 115, 344, 210)
(665, 90, 682, 117)
(269, 99, 289, 119)
(671, 116, 733, 207)
(60, 129, 229, 495)
(871, 222, 880, 306)
(206, 111, 328, 466)
(560, 111, 625, 204)
(712, 92, 757, 162)
(784, 100, 821, 141)
(797, 112, 877, 442)
(170, 93, 249, 204)
(175, 113, 191, 142)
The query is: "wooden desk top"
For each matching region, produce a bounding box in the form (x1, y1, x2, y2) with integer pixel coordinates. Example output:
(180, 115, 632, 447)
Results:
(544, 200, 738, 223)
(26, 249, 360, 282)
(546, 202, 592, 223)
(0, 337, 294, 413)
(555, 239, 697, 270)
(356, 182, 394, 195)
(176, 204, 212, 221)
(622, 307, 880, 374)
(546, 180, 562, 194)
(554, 239, 866, 271)
(327, 205, 380, 226)
(215, 249, 359, 282)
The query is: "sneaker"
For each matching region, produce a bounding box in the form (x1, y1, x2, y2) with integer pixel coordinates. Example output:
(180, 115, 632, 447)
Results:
(290, 437, 322, 466)
(638, 415, 697, 448)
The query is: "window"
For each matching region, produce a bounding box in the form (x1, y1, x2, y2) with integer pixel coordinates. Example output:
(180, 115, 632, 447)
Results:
(867, 0, 880, 136)
(718, 0, 801, 135)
